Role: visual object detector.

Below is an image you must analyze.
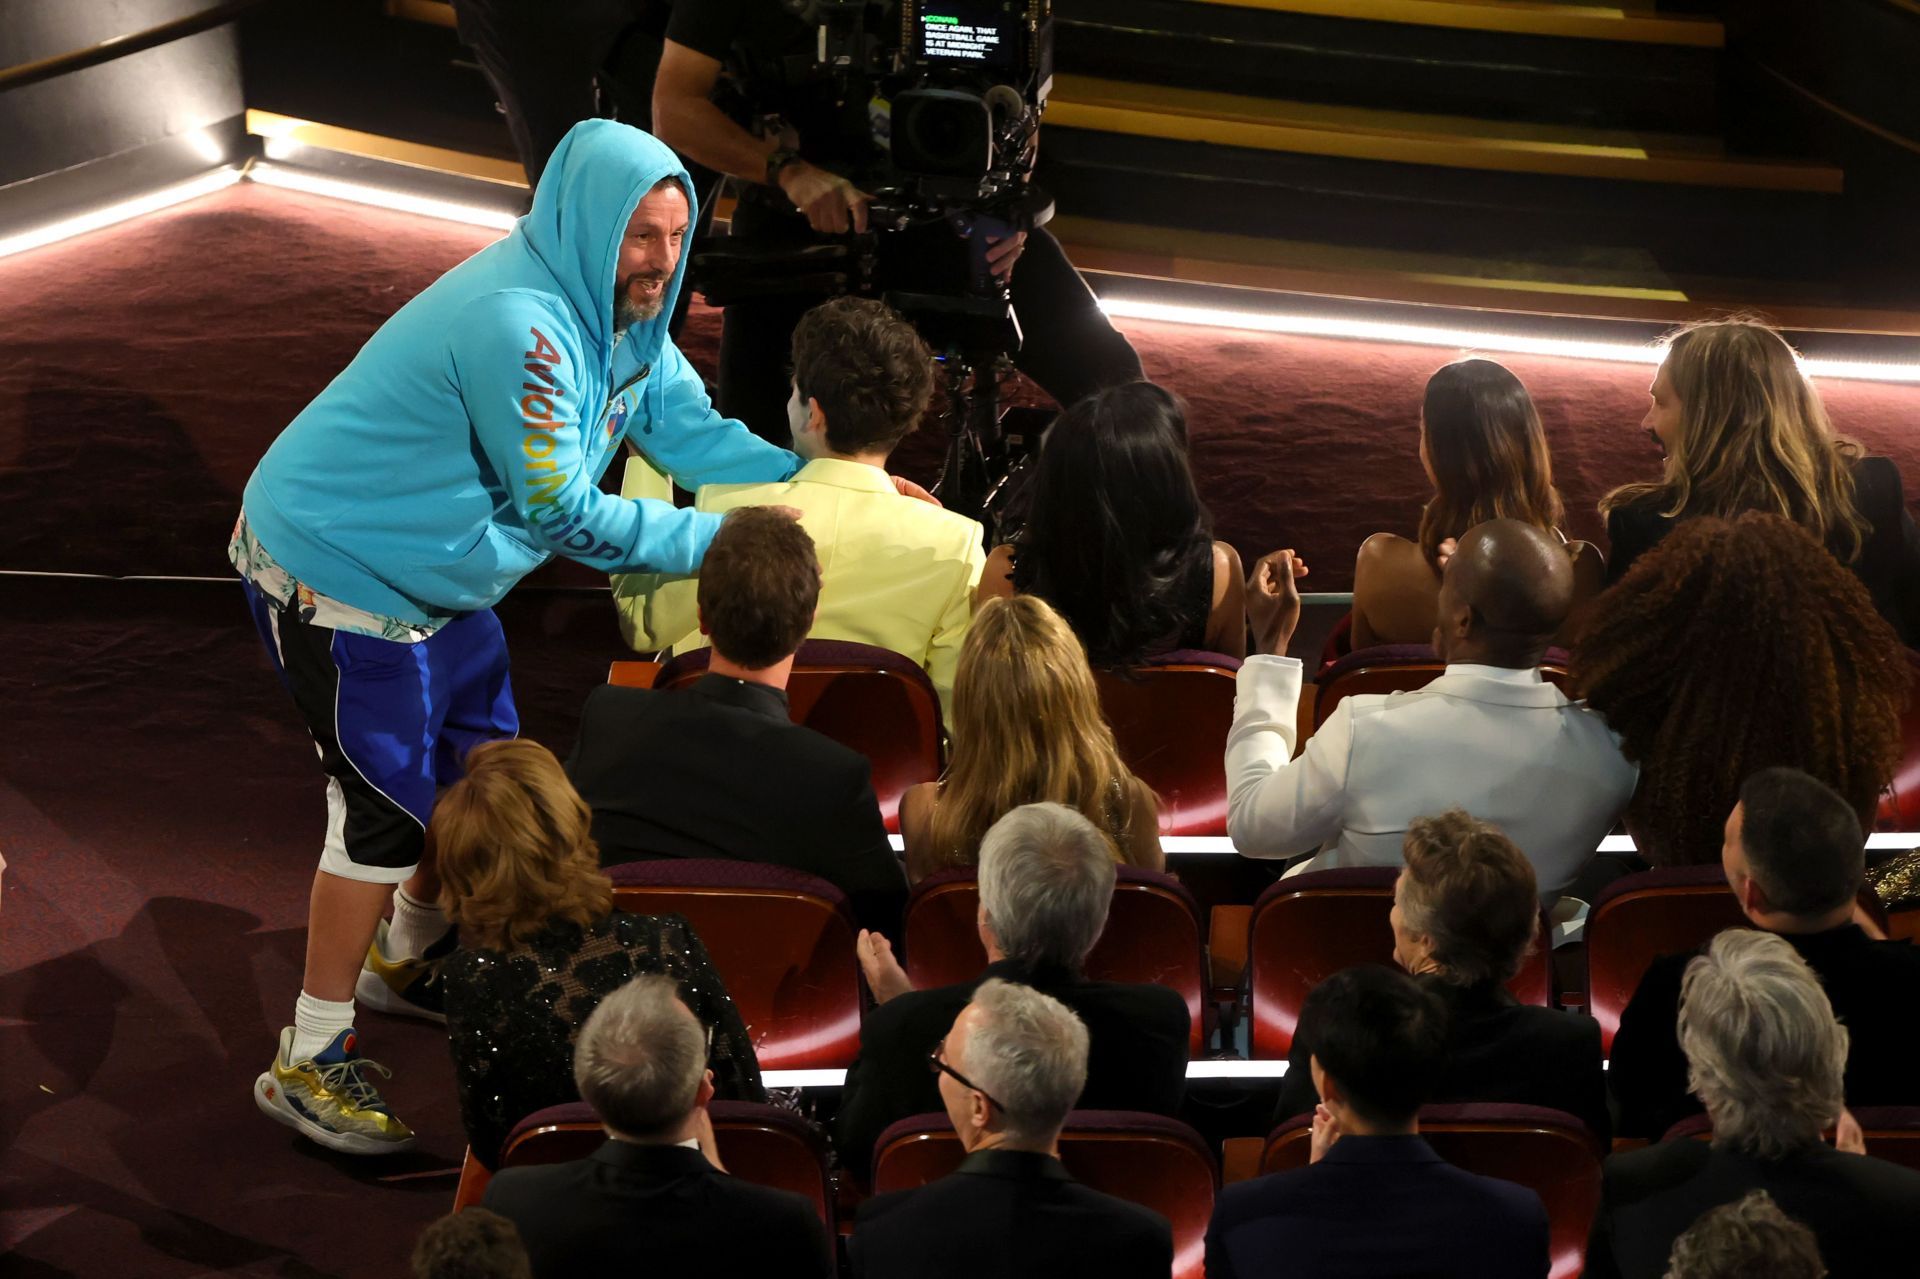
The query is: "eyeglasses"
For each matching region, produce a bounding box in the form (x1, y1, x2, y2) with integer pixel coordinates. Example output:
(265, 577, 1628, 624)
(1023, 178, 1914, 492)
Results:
(927, 1037, 1003, 1111)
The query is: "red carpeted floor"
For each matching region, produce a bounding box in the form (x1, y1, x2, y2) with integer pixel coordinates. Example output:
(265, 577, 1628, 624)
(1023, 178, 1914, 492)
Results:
(1, 182, 1917, 1277)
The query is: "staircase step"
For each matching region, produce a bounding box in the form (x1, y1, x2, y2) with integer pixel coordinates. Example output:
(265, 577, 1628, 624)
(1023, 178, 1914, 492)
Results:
(1047, 75, 1841, 192)
(1037, 126, 1838, 288)
(1056, 0, 1721, 131)
(1156, 0, 1722, 45)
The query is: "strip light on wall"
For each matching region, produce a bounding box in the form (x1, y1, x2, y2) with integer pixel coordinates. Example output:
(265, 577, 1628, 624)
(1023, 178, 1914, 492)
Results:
(1098, 296, 1920, 385)
(886, 833, 1919, 855)
(247, 162, 519, 231)
(0, 167, 241, 262)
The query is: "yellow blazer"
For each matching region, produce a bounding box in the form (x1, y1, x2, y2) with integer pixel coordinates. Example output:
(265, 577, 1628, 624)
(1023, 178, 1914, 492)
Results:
(611, 457, 985, 711)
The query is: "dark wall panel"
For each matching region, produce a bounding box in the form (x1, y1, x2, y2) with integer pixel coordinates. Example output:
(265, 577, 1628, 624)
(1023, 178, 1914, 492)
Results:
(2, 1, 242, 188)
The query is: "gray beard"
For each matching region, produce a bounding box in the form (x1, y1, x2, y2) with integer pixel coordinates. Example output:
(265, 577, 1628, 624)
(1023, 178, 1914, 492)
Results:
(614, 294, 663, 333)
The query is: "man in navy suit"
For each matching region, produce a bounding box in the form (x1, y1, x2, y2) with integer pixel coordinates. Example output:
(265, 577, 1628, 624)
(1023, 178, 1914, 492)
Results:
(1206, 965, 1550, 1279)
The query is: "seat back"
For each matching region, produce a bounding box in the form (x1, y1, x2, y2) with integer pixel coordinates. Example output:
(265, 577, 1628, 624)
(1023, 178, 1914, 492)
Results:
(1876, 649, 1920, 828)
(1314, 644, 1572, 729)
(1247, 868, 1552, 1059)
(1093, 653, 1241, 835)
(902, 865, 1209, 1056)
(608, 859, 864, 1069)
(1664, 1107, 1920, 1174)
(1262, 1103, 1602, 1279)
(1584, 866, 1749, 1056)
(488, 1100, 833, 1230)
(873, 1111, 1217, 1279)
(655, 640, 943, 832)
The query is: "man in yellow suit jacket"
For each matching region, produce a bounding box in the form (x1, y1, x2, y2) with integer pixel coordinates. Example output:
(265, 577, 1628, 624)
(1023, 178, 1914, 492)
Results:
(613, 297, 985, 712)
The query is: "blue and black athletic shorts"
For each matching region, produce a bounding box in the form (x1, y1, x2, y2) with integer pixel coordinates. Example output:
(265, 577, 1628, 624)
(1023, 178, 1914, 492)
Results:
(241, 579, 519, 883)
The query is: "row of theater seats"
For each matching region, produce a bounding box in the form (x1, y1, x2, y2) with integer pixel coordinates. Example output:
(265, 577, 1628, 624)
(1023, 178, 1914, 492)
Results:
(457, 1098, 1920, 1279)
(612, 638, 1920, 836)
(592, 856, 1822, 1071)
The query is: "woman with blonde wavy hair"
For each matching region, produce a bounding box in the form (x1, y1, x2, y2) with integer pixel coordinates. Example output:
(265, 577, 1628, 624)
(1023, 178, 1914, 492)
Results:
(898, 596, 1163, 882)
(1602, 318, 1920, 643)
(434, 738, 762, 1168)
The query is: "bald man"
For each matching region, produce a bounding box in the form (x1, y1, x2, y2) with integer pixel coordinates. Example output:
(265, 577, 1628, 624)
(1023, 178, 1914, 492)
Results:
(1225, 520, 1636, 899)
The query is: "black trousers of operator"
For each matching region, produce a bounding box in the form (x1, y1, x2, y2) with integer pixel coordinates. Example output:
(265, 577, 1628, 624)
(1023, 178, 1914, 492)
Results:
(451, 0, 716, 337)
(718, 197, 1145, 444)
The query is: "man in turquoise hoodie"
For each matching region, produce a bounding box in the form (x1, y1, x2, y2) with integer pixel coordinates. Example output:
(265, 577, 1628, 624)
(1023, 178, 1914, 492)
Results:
(235, 120, 800, 1155)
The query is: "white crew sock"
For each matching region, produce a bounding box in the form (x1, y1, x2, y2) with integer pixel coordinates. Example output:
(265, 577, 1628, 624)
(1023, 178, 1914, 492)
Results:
(386, 886, 449, 961)
(291, 991, 357, 1062)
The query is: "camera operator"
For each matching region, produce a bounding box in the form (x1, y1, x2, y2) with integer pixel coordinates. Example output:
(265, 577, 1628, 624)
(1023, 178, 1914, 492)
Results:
(652, 0, 1144, 444)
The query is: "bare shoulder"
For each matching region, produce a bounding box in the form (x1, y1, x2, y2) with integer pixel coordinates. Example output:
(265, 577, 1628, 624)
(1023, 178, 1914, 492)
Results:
(1355, 531, 1418, 573)
(1211, 540, 1244, 578)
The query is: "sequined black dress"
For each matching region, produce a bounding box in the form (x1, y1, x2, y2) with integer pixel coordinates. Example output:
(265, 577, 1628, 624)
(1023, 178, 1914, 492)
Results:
(443, 910, 764, 1168)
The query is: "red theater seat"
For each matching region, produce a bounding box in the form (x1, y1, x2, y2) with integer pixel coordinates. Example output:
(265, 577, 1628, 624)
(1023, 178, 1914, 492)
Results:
(1313, 644, 1572, 731)
(1876, 649, 1920, 828)
(872, 1110, 1217, 1279)
(608, 859, 864, 1069)
(1094, 651, 1241, 835)
(641, 639, 944, 833)
(1663, 1107, 1920, 1174)
(452, 1100, 833, 1234)
(1262, 1103, 1603, 1279)
(1247, 867, 1552, 1059)
(901, 865, 1210, 1056)
(1583, 866, 1749, 1056)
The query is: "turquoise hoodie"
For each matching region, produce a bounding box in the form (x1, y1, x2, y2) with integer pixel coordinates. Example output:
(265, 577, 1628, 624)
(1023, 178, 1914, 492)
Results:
(241, 120, 799, 623)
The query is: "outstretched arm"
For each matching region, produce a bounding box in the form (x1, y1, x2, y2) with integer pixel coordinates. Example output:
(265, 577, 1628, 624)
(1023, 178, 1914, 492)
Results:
(456, 298, 723, 577)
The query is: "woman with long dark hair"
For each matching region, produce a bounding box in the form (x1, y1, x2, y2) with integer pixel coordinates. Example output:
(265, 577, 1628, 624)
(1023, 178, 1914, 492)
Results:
(1351, 359, 1601, 648)
(977, 382, 1245, 665)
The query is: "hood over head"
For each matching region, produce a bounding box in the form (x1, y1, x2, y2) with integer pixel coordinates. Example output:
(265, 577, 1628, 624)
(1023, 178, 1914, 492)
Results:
(520, 118, 695, 376)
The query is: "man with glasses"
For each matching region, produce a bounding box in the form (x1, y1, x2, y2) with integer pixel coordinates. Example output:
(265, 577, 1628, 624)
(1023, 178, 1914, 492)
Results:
(850, 979, 1174, 1278)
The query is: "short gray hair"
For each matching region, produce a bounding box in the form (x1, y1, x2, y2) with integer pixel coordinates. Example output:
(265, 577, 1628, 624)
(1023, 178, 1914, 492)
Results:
(572, 974, 705, 1138)
(1663, 1191, 1826, 1279)
(1678, 930, 1848, 1159)
(978, 803, 1115, 969)
(960, 978, 1090, 1143)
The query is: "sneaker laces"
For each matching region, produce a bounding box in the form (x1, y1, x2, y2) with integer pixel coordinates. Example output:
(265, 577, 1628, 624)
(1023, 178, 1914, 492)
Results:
(313, 1053, 395, 1113)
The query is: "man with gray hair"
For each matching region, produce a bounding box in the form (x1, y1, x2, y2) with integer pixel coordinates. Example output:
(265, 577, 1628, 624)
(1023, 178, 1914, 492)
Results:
(836, 803, 1189, 1172)
(849, 979, 1174, 1278)
(1611, 768, 1920, 1138)
(483, 975, 830, 1279)
(1585, 930, 1920, 1279)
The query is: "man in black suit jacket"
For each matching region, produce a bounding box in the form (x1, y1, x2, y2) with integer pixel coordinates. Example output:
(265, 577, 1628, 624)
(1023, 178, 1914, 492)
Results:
(483, 975, 832, 1279)
(850, 978, 1174, 1279)
(1611, 769, 1920, 1138)
(566, 507, 906, 937)
(837, 804, 1190, 1174)
(1586, 929, 1920, 1278)
(1207, 966, 1550, 1279)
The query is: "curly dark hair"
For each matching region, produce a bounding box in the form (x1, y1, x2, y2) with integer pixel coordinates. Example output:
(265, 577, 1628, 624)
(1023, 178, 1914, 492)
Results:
(1574, 512, 1910, 867)
(790, 296, 934, 455)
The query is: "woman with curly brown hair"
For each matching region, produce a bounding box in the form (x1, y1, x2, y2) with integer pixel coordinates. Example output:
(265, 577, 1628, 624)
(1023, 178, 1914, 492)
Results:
(1576, 513, 1911, 866)
(1602, 318, 1920, 644)
(434, 738, 763, 1167)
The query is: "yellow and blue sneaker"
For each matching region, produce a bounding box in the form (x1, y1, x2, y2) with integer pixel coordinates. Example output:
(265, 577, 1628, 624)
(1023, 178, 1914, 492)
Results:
(253, 1027, 416, 1155)
(354, 919, 452, 1025)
